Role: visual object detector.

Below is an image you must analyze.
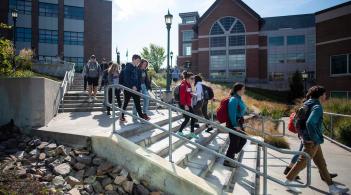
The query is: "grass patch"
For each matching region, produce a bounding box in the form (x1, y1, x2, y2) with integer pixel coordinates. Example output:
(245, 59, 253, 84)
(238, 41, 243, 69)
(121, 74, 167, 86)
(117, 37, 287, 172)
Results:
(0, 70, 62, 82)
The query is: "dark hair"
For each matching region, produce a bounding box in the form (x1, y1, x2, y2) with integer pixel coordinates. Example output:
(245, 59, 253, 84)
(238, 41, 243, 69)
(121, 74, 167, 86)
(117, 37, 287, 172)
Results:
(194, 75, 202, 86)
(230, 82, 245, 96)
(304, 85, 326, 100)
(90, 55, 96, 59)
(182, 71, 193, 79)
(108, 61, 113, 66)
(132, 54, 141, 60)
(139, 59, 149, 67)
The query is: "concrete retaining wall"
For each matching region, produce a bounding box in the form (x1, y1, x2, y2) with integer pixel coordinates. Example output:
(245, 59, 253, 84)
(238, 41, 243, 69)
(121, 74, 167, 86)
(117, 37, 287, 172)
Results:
(92, 135, 220, 195)
(0, 77, 61, 128)
(32, 62, 74, 78)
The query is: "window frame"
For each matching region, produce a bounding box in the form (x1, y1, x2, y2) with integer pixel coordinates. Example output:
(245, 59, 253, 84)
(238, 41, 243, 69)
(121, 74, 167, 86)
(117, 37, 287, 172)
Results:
(330, 54, 350, 77)
(9, 0, 32, 15)
(64, 31, 84, 45)
(16, 27, 32, 42)
(39, 29, 58, 44)
(182, 30, 193, 42)
(287, 35, 305, 45)
(269, 36, 284, 46)
(64, 5, 84, 20)
(39, 2, 58, 17)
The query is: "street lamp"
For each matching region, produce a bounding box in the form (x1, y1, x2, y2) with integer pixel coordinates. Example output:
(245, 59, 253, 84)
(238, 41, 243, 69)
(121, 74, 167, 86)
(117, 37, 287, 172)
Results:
(11, 9, 18, 70)
(165, 10, 173, 93)
(116, 47, 120, 64)
(170, 51, 173, 68)
(301, 69, 308, 94)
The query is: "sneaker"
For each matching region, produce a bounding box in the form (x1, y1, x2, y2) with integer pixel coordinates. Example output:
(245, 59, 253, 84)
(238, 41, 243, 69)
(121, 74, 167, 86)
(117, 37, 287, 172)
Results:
(284, 166, 301, 180)
(194, 124, 200, 128)
(142, 114, 150, 121)
(94, 96, 98, 101)
(322, 173, 338, 181)
(189, 133, 199, 139)
(329, 184, 349, 195)
(177, 132, 184, 137)
(88, 97, 93, 103)
(107, 111, 111, 116)
(205, 127, 214, 133)
(285, 180, 301, 193)
(223, 160, 236, 168)
(119, 116, 126, 122)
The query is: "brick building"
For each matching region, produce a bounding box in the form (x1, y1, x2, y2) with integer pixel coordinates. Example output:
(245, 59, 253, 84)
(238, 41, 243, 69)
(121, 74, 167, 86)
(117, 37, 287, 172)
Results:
(0, 0, 112, 72)
(315, 1, 351, 99)
(178, 0, 316, 90)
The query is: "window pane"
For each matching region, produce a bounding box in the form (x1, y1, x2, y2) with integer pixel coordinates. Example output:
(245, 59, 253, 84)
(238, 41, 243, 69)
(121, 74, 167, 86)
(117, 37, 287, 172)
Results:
(210, 22, 224, 35)
(183, 17, 195, 24)
(10, 0, 32, 15)
(39, 29, 58, 44)
(219, 17, 235, 31)
(287, 35, 305, 45)
(231, 21, 245, 33)
(330, 91, 348, 99)
(229, 35, 245, 46)
(39, 2, 58, 17)
(331, 55, 347, 75)
(182, 31, 193, 42)
(269, 36, 284, 46)
(16, 27, 32, 42)
(210, 70, 226, 79)
(210, 37, 226, 47)
(210, 50, 226, 69)
(228, 70, 245, 80)
(287, 53, 305, 63)
(183, 43, 191, 56)
(268, 53, 285, 64)
(64, 31, 84, 45)
(64, 6, 84, 20)
(228, 49, 245, 69)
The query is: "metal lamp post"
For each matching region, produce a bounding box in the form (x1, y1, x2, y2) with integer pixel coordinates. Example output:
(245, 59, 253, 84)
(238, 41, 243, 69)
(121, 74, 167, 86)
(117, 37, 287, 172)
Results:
(116, 47, 120, 64)
(301, 70, 308, 94)
(11, 9, 18, 70)
(170, 51, 173, 68)
(165, 10, 173, 93)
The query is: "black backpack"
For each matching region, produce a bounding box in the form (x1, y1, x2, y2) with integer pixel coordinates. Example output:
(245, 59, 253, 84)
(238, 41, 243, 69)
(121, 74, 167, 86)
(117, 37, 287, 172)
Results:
(294, 102, 317, 136)
(173, 85, 181, 102)
(202, 84, 214, 101)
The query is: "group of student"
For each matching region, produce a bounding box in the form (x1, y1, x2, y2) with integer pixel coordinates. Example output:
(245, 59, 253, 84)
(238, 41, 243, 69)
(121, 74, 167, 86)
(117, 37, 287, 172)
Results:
(82, 54, 151, 122)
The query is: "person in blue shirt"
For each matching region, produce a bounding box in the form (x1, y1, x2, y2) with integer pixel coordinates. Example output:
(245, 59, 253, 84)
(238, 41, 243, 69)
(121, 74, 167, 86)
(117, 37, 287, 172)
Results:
(223, 83, 247, 168)
(285, 86, 348, 194)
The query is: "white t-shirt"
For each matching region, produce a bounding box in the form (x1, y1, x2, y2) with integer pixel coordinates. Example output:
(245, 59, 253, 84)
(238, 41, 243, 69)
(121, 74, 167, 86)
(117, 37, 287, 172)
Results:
(195, 82, 203, 102)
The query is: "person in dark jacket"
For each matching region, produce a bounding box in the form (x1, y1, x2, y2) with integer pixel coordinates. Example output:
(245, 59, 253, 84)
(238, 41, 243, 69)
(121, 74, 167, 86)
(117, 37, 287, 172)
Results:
(285, 86, 348, 194)
(99, 59, 109, 91)
(106, 63, 122, 116)
(120, 55, 150, 122)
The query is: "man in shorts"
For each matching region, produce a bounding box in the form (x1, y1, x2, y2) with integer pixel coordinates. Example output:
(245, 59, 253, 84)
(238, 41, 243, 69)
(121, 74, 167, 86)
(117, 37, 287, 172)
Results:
(84, 55, 101, 102)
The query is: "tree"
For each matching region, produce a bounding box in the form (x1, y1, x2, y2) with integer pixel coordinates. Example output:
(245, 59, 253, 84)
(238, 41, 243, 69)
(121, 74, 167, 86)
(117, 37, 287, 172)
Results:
(289, 70, 304, 102)
(141, 43, 166, 73)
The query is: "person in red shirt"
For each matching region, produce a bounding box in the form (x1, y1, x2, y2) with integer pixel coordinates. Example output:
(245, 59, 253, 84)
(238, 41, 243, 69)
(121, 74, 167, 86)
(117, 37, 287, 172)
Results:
(177, 72, 199, 139)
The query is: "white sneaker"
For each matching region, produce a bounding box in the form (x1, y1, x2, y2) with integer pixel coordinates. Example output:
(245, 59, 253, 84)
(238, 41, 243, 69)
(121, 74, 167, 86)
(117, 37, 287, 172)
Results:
(329, 184, 349, 195)
(93, 96, 98, 101)
(285, 180, 301, 193)
(88, 97, 93, 103)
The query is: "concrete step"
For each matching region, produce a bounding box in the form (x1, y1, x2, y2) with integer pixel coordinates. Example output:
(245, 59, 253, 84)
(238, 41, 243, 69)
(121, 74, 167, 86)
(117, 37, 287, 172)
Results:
(204, 159, 235, 194)
(59, 102, 157, 108)
(184, 133, 229, 178)
(147, 123, 207, 158)
(58, 106, 158, 112)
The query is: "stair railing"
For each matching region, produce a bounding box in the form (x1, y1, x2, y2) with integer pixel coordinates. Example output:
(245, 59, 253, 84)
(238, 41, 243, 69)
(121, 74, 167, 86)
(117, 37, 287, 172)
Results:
(106, 84, 312, 195)
(150, 80, 163, 112)
(56, 62, 75, 115)
(323, 112, 351, 152)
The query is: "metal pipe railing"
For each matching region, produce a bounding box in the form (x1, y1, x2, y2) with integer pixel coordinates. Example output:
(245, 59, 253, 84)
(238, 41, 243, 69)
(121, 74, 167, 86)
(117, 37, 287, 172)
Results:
(56, 64, 75, 114)
(106, 84, 312, 193)
(323, 112, 351, 141)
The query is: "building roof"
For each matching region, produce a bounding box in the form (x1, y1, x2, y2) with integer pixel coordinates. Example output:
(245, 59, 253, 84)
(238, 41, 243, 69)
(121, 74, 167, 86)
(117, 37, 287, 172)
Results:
(260, 14, 315, 31)
(315, 1, 351, 15)
(197, 0, 261, 25)
(179, 12, 200, 19)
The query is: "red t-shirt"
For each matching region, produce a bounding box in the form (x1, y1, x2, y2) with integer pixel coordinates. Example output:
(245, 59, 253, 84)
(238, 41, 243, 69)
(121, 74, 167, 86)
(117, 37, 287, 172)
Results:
(179, 80, 192, 107)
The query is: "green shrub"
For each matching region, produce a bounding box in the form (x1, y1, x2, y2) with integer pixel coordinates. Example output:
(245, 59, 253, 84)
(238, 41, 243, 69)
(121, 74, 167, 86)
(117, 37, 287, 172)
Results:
(264, 136, 290, 149)
(336, 120, 351, 147)
(0, 38, 14, 75)
(261, 106, 287, 120)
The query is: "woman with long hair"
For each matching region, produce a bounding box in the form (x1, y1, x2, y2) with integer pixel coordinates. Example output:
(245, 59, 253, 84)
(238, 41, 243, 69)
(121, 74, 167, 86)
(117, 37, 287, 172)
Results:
(106, 63, 122, 115)
(285, 86, 347, 194)
(133, 59, 152, 117)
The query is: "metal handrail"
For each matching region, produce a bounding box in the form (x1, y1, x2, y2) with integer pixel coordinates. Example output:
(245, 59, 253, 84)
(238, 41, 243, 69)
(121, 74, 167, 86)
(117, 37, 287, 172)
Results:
(56, 64, 75, 114)
(106, 84, 312, 194)
(323, 112, 351, 142)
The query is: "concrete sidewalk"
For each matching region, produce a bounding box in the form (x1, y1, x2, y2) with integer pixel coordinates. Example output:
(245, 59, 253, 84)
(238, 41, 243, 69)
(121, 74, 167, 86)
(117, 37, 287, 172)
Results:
(262, 117, 351, 195)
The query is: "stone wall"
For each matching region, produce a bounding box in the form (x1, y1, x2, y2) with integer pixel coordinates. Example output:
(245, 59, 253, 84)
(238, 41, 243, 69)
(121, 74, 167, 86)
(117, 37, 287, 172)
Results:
(0, 77, 61, 128)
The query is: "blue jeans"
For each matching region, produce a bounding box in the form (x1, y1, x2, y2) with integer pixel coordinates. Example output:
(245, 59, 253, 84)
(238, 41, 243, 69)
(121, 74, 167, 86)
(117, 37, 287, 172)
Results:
(133, 84, 150, 115)
(291, 141, 304, 164)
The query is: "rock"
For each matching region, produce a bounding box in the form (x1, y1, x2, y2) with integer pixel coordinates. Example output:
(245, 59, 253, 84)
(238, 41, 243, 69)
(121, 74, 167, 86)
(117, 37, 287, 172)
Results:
(80, 191, 89, 195)
(84, 166, 96, 177)
(29, 139, 41, 147)
(105, 191, 119, 195)
(84, 184, 94, 193)
(39, 153, 46, 160)
(104, 184, 115, 191)
(16, 168, 27, 178)
(92, 157, 104, 165)
(92, 181, 103, 193)
(46, 143, 57, 150)
(97, 162, 113, 176)
(133, 184, 150, 195)
(150, 192, 162, 195)
(111, 165, 122, 174)
(66, 176, 82, 186)
(64, 155, 75, 164)
(76, 154, 92, 165)
(84, 176, 96, 184)
(29, 149, 38, 156)
(52, 175, 65, 187)
(116, 186, 126, 194)
(74, 170, 85, 181)
(114, 176, 127, 185)
(54, 163, 71, 176)
(140, 180, 149, 188)
(64, 184, 72, 191)
(73, 149, 89, 155)
(37, 142, 49, 150)
(119, 168, 129, 177)
(122, 181, 134, 194)
(68, 188, 81, 195)
(55, 145, 67, 156)
(45, 149, 56, 158)
(14, 151, 25, 160)
(42, 173, 54, 182)
(73, 162, 85, 170)
(101, 177, 112, 187)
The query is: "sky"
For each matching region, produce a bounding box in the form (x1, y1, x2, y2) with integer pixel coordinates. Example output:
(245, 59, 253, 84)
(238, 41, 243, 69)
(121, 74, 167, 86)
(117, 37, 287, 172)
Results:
(111, 0, 349, 66)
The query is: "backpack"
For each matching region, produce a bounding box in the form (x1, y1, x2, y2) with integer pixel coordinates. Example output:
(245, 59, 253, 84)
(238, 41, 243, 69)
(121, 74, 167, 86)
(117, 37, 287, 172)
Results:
(87, 62, 99, 78)
(288, 103, 315, 135)
(173, 85, 181, 102)
(216, 97, 242, 124)
(202, 84, 214, 101)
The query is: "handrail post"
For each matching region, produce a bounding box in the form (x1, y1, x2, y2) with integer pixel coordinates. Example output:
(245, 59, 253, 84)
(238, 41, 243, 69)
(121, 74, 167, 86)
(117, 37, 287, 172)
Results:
(330, 115, 334, 139)
(263, 145, 268, 195)
(168, 107, 173, 163)
(211, 100, 214, 121)
(282, 120, 286, 136)
(261, 117, 265, 137)
(112, 87, 116, 132)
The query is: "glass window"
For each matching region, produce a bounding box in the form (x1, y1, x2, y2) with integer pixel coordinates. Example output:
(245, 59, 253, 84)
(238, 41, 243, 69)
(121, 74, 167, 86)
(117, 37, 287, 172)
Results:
(39, 29, 58, 44)
(183, 17, 196, 24)
(64, 6, 84, 20)
(268, 53, 285, 64)
(330, 54, 348, 75)
(16, 27, 31, 42)
(210, 22, 224, 35)
(182, 43, 191, 56)
(229, 35, 245, 46)
(210, 70, 226, 79)
(9, 0, 32, 15)
(228, 70, 245, 79)
(64, 31, 84, 45)
(287, 53, 305, 63)
(287, 35, 305, 45)
(330, 91, 348, 99)
(210, 50, 226, 69)
(39, 55, 56, 64)
(182, 31, 193, 42)
(64, 56, 84, 72)
(210, 37, 226, 47)
(269, 72, 285, 81)
(220, 17, 235, 31)
(39, 2, 58, 17)
(229, 49, 245, 69)
(231, 21, 245, 33)
(269, 36, 284, 46)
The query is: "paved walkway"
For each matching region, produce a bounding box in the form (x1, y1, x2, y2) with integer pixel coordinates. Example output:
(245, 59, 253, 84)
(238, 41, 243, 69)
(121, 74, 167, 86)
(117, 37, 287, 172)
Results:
(263, 117, 351, 195)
